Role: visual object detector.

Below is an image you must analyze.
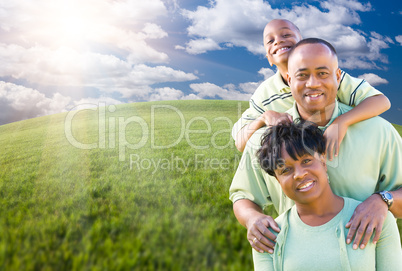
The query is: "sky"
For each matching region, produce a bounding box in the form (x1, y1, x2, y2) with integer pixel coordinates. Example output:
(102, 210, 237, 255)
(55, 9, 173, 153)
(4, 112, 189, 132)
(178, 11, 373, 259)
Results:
(0, 0, 401, 125)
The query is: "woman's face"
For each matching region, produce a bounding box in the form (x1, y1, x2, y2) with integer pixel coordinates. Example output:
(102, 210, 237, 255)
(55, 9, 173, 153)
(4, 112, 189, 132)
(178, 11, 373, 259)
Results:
(274, 145, 328, 204)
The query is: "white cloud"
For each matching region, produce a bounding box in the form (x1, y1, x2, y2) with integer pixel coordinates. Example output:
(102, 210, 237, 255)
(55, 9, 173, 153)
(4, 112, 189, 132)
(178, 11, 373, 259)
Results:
(180, 0, 391, 69)
(149, 87, 185, 101)
(183, 38, 222, 55)
(0, 81, 71, 124)
(258, 68, 275, 80)
(358, 73, 389, 86)
(0, 44, 198, 99)
(190, 82, 251, 100)
(396, 35, 402, 46)
(181, 0, 274, 55)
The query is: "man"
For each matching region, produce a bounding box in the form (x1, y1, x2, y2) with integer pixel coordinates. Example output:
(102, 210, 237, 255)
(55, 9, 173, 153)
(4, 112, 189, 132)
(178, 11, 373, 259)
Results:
(229, 38, 402, 255)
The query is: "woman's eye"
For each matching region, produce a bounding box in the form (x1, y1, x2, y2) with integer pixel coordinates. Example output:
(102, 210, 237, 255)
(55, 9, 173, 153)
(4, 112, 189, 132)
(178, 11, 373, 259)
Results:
(302, 159, 311, 164)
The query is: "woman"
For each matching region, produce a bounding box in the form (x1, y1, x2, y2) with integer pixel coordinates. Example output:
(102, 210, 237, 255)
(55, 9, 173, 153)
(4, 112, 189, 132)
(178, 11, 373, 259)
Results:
(254, 121, 401, 271)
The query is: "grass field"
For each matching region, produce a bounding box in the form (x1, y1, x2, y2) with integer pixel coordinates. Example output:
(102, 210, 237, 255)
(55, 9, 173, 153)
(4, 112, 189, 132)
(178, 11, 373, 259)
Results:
(0, 100, 401, 270)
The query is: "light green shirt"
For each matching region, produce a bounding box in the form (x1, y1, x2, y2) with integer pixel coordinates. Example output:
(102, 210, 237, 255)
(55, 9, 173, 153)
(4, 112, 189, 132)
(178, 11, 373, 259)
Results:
(232, 70, 383, 139)
(252, 198, 402, 271)
(229, 101, 402, 214)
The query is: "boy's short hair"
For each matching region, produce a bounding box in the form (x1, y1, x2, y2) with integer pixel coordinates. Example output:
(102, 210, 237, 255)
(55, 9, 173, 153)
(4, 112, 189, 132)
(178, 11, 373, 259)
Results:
(257, 120, 326, 177)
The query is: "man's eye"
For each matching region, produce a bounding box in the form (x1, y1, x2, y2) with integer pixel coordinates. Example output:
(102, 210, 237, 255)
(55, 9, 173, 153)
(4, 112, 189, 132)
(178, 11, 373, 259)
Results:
(281, 167, 290, 174)
(296, 73, 308, 79)
(267, 39, 274, 44)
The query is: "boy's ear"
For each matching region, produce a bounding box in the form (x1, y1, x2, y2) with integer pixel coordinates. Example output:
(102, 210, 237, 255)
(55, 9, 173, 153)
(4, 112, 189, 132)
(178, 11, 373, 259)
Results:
(286, 73, 291, 85)
(266, 54, 273, 66)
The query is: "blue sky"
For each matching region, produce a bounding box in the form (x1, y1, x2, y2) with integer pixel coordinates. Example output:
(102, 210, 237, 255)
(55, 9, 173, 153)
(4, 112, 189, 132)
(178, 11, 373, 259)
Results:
(0, 0, 401, 125)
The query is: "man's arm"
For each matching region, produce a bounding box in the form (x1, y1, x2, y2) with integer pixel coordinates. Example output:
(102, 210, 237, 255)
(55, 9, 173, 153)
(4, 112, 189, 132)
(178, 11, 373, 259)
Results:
(233, 199, 280, 254)
(325, 95, 390, 159)
(389, 188, 402, 218)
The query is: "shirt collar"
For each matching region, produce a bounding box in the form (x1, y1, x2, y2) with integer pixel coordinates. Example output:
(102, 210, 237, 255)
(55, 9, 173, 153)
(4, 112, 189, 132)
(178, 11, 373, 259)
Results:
(273, 70, 290, 93)
(289, 100, 341, 131)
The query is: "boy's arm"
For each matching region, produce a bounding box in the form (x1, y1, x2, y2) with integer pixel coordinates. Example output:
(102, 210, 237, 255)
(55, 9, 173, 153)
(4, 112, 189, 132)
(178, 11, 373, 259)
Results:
(235, 111, 293, 152)
(325, 94, 390, 159)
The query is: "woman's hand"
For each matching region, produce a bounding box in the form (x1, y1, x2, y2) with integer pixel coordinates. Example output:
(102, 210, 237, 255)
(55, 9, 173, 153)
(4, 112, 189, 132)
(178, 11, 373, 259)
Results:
(246, 213, 280, 254)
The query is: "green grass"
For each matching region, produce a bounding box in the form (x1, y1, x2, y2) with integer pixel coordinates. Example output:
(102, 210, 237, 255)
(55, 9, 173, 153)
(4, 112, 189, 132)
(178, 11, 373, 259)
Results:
(0, 100, 401, 270)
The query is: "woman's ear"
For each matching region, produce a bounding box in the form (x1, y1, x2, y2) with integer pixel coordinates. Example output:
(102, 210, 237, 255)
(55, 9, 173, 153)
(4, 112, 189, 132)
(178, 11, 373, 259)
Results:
(320, 153, 327, 170)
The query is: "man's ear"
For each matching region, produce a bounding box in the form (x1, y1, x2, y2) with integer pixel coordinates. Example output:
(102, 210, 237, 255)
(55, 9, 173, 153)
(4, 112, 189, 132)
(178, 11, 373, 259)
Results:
(287, 73, 291, 85)
(336, 68, 342, 84)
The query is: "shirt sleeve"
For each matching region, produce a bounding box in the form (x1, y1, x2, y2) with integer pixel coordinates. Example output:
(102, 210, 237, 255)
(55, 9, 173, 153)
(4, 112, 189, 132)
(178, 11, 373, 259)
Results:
(377, 121, 402, 192)
(375, 212, 402, 270)
(229, 130, 272, 209)
(231, 92, 265, 140)
(252, 249, 274, 271)
(337, 71, 383, 107)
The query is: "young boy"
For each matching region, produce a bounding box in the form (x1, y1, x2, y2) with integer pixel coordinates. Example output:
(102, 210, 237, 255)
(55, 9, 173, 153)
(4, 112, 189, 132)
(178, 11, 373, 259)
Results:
(233, 19, 390, 159)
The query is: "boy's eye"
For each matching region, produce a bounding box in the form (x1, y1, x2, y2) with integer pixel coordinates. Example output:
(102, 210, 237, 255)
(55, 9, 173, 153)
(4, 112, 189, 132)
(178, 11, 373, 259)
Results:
(267, 39, 274, 45)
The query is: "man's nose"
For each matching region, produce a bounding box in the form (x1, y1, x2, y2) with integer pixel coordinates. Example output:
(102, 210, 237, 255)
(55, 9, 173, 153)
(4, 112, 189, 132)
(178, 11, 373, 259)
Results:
(306, 75, 321, 88)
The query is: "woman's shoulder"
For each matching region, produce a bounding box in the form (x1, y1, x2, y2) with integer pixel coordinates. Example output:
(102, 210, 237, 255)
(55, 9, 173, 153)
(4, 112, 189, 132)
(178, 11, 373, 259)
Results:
(342, 197, 362, 216)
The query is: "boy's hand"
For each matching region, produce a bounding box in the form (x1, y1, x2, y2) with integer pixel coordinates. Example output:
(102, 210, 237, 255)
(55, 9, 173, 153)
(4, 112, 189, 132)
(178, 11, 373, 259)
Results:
(260, 110, 293, 126)
(324, 121, 348, 160)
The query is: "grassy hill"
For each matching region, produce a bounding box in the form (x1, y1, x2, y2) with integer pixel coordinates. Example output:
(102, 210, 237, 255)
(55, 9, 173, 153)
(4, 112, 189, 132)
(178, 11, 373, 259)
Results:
(0, 100, 401, 270)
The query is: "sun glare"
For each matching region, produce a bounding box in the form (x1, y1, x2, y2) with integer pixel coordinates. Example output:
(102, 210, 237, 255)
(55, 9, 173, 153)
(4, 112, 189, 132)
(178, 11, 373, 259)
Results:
(45, 0, 100, 47)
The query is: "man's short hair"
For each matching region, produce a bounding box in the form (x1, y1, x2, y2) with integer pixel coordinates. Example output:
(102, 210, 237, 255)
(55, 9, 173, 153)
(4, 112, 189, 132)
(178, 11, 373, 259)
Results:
(288, 38, 338, 61)
(257, 120, 326, 177)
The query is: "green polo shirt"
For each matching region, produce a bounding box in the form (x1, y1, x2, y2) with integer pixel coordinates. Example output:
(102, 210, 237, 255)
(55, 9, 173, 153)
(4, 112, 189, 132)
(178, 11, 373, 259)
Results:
(252, 198, 402, 271)
(229, 101, 402, 214)
(232, 71, 383, 139)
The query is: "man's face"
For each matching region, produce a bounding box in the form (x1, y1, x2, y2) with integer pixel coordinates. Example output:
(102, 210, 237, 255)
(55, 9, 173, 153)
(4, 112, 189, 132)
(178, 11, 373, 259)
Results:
(263, 19, 302, 66)
(287, 43, 341, 116)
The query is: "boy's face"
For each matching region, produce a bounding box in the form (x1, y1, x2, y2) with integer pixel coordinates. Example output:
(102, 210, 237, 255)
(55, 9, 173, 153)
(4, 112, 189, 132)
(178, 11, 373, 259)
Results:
(263, 20, 302, 67)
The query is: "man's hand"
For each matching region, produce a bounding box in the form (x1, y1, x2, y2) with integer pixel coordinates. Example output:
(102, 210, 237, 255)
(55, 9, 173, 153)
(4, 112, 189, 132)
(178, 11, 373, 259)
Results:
(260, 110, 293, 126)
(345, 194, 388, 249)
(246, 213, 280, 254)
(324, 120, 348, 161)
